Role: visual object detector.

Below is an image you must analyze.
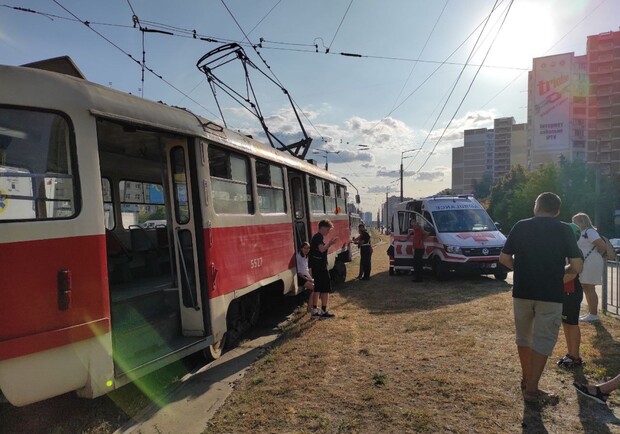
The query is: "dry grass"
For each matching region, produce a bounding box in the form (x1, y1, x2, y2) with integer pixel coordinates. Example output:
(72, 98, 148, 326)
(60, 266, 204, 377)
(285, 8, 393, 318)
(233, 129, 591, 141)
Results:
(204, 233, 620, 434)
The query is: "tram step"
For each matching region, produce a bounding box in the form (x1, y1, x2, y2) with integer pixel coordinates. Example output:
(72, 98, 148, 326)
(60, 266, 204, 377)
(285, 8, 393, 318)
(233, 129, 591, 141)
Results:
(111, 288, 179, 331)
(112, 311, 182, 374)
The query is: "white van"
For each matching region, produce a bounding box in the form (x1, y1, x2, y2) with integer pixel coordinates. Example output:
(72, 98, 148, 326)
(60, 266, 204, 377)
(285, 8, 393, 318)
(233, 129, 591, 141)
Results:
(389, 195, 508, 280)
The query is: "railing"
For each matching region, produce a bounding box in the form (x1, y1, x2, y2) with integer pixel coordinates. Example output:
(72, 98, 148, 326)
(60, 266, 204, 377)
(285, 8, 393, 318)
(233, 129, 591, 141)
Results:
(602, 259, 620, 316)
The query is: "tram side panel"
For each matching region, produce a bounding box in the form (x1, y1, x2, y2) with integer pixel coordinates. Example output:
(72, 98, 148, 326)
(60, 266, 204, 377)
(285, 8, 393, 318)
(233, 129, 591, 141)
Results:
(0, 105, 114, 406)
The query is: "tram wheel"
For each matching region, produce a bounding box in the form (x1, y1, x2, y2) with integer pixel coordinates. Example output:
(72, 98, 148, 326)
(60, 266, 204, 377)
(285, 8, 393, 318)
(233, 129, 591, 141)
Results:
(204, 333, 226, 361)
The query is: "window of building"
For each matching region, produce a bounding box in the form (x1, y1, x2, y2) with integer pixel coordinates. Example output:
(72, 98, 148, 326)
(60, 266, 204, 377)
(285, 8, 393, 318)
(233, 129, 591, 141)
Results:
(208, 145, 253, 214)
(256, 160, 285, 213)
(0, 107, 78, 221)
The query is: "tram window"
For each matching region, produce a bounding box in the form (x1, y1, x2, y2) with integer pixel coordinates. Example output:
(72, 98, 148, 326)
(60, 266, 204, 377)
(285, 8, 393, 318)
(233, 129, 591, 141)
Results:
(335, 185, 345, 214)
(102, 178, 115, 230)
(119, 180, 166, 229)
(324, 182, 336, 215)
(309, 176, 324, 214)
(208, 145, 253, 214)
(0, 107, 77, 221)
(256, 161, 285, 213)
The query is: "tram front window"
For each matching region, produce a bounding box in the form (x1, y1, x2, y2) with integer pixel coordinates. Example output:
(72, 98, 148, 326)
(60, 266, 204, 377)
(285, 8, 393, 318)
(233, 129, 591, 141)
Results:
(0, 107, 77, 221)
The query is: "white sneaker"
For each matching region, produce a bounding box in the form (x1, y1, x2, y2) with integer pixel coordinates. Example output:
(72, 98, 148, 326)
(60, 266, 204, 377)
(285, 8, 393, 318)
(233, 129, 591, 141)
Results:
(580, 314, 600, 322)
(310, 308, 321, 319)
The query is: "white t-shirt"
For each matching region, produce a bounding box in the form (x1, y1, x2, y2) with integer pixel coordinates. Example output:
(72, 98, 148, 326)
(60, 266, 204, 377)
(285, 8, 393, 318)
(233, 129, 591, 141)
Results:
(296, 252, 310, 278)
(578, 227, 604, 285)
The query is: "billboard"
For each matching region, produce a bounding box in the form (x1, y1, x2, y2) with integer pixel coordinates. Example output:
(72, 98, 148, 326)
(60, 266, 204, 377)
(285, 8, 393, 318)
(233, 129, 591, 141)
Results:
(532, 53, 572, 151)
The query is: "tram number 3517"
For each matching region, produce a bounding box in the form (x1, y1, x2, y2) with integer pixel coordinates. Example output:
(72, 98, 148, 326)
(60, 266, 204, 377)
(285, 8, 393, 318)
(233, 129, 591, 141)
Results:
(250, 257, 263, 269)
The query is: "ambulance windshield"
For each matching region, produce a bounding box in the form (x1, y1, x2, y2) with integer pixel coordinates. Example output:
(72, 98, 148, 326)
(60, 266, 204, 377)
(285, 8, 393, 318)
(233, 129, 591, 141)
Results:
(432, 209, 496, 233)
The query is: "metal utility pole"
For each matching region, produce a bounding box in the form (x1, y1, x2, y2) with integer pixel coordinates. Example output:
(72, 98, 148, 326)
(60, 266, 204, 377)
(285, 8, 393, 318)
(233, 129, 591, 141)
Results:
(312, 149, 340, 171)
(400, 148, 421, 202)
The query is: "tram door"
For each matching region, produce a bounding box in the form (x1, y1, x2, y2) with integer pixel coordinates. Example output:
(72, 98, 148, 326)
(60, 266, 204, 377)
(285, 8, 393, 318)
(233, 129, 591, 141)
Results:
(165, 140, 205, 336)
(288, 170, 310, 250)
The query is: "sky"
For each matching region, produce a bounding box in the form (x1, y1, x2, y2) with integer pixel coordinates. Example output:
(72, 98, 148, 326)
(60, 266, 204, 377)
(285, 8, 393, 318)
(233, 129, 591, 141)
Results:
(1, 0, 618, 216)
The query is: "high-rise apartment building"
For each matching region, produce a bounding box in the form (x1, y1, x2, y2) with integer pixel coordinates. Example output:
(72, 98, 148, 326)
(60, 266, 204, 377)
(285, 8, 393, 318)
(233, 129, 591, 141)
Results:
(460, 128, 495, 194)
(510, 123, 528, 168)
(451, 146, 464, 194)
(527, 52, 588, 169)
(493, 117, 515, 179)
(587, 30, 620, 175)
(452, 119, 526, 195)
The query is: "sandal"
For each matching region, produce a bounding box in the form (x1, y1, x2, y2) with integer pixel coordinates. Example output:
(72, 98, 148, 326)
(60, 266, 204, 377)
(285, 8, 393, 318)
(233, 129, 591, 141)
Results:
(557, 354, 585, 368)
(573, 382, 609, 404)
(523, 389, 559, 405)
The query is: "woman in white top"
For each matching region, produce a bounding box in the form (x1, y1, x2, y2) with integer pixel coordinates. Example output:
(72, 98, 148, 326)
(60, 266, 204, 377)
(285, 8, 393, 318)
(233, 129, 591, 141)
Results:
(296, 242, 314, 312)
(572, 212, 606, 322)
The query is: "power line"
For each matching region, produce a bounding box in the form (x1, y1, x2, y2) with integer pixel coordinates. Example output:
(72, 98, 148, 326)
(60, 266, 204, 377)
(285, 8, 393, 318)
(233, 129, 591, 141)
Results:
(401, 0, 502, 173)
(50, 0, 222, 121)
(480, 0, 609, 110)
(247, 0, 282, 36)
(327, 0, 355, 51)
(413, 0, 515, 175)
(389, 0, 449, 112)
(347, 0, 509, 148)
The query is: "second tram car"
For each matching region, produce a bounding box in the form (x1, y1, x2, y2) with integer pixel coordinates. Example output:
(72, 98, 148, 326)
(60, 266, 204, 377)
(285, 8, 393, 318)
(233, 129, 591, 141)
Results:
(0, 60, 353, 406)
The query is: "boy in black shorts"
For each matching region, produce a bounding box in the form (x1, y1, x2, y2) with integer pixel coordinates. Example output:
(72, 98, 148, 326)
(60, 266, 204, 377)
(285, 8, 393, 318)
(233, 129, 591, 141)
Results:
(309, 219, 338, 319)
(557, 222, 586, 368)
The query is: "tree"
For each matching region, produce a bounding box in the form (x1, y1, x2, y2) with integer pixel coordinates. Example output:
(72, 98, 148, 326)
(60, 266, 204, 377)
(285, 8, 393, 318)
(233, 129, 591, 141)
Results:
(472, 172, 493, 200)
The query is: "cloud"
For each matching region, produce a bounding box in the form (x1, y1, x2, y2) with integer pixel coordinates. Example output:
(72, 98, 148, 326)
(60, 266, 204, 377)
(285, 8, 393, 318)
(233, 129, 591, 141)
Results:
(427, 109, 496, 142)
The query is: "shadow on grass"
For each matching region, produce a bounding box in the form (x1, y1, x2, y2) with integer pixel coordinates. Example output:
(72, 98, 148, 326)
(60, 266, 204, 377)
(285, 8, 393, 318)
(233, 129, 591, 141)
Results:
(567, 321, 620, 433)
(0, 291, 310, 434)
(334, 269, 512, 315)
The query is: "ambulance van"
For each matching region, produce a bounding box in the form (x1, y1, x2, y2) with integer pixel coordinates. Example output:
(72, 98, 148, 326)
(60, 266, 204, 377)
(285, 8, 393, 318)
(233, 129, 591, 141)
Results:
(389, 195, 508, 280)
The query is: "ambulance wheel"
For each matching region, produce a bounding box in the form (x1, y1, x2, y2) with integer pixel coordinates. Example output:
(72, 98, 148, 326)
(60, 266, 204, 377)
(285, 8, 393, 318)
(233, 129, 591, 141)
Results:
(331, 261, 346, 285)
(433, 257, 447, 281)
(395, 269, 402, 275)
(389, 266, 395, 276)
(494, 271, 508, 281)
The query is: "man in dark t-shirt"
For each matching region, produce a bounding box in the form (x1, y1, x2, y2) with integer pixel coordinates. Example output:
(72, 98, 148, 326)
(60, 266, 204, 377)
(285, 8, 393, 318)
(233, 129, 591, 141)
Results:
(499, 192, 582, 405)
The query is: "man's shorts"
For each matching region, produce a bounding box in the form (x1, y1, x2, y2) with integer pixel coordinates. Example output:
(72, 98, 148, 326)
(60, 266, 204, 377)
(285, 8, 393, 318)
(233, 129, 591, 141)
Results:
(513, 297, 562, 356)
(312, 268, 332, 293)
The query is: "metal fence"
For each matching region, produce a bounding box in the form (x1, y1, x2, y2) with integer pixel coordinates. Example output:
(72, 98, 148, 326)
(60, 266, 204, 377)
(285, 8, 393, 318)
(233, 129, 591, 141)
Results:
(603, 259, 620, 316)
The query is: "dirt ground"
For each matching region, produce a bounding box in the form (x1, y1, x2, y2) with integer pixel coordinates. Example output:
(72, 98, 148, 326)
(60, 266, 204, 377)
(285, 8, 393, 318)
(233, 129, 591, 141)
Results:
(5, 231, 620, 433)
(204, 232, 620, 434)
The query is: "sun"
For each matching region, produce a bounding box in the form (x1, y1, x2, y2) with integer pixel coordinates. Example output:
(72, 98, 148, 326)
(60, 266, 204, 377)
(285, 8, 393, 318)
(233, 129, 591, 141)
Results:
(485, 0, 557, 70)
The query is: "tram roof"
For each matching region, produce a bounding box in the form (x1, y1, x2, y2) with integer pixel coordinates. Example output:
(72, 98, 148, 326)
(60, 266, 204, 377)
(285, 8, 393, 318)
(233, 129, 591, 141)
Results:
(0, 61, 344, 186)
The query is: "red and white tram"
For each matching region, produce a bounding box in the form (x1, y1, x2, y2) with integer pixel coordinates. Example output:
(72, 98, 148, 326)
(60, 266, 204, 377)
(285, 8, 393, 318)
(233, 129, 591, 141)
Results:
(0, 60, 352, 406)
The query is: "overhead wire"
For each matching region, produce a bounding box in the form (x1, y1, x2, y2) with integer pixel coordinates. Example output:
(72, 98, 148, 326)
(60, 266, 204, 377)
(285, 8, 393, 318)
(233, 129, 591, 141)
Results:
(400, 0, 502, 175)
(247, 0, 282, 36)
(348, 0, 509, 151)
(480, 0, 609, 110)
(327, 0, 355, 52)
(412, 0, 515, 175)
(49, 0, 223, 121)
(389, 0, 449, 113)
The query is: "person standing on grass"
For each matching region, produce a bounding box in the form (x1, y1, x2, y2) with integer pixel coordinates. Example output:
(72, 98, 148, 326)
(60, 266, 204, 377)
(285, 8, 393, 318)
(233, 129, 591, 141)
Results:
(309, 219, 338, 319)
(499, 192, 583, 405)
(407, 220, 428, 283)
(572, 212, 606, 323)
(557, 223, 586, 369)
(353, 223, 372, 280)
